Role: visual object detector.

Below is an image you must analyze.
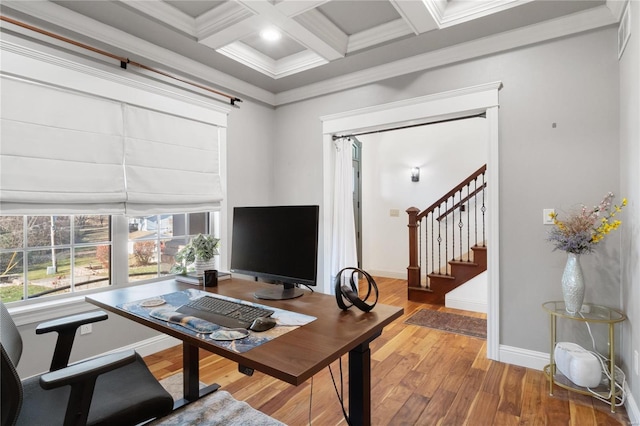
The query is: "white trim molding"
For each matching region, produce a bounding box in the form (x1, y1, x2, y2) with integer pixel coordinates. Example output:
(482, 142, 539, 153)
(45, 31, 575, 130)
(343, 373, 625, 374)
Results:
(321, 82, 502, 360)
(1, 1, 618, 107)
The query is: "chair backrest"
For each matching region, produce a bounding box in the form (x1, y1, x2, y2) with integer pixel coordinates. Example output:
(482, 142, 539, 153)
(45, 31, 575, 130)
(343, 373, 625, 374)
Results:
(1, 302, 24, 426)
(0, 302, 22, 366)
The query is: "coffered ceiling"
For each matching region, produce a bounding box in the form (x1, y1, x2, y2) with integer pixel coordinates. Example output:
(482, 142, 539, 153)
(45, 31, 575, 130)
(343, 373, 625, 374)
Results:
(0, 1, 622, 105)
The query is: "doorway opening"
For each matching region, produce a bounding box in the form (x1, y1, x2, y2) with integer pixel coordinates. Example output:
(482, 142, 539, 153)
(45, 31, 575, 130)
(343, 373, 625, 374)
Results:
(321, 82, 502, 360)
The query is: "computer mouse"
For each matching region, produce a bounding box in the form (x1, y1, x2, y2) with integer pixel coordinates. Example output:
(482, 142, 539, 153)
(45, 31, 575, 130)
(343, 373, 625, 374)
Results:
(249, 317, 277, 332)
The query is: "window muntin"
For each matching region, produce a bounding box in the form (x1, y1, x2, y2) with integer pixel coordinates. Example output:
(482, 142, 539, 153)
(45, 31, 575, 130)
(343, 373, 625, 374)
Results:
(127, 213, 210, 282)
(0, 215, 111, 303)
(0, 212, 215, 304)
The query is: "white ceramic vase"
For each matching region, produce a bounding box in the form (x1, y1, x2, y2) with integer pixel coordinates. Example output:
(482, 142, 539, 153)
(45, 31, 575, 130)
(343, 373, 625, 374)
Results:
(193, 257, 215, 277)
(561, 253, 585, 314)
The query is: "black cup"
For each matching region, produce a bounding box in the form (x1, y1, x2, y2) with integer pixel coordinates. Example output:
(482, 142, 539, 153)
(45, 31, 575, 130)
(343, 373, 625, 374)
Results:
(204, 269, 218, 287)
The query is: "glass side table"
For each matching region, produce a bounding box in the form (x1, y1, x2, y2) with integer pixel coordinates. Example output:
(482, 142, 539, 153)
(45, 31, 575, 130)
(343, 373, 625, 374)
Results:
(542, 301, 626, 413)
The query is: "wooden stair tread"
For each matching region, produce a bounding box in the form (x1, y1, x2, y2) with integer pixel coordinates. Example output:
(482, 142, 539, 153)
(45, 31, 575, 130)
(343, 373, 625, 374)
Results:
(449, 260, 479, 267)
(427, 273, 455, 280)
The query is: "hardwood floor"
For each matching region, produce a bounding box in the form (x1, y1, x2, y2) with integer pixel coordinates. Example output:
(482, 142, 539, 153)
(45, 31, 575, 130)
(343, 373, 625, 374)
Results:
(144, 277, 631, 425)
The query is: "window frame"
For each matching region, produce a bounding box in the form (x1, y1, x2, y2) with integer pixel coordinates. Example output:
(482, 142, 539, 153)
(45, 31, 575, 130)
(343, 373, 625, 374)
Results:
(1, 212, 219, 309)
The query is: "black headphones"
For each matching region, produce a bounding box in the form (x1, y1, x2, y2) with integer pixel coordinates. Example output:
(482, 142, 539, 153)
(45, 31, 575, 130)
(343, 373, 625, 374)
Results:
(334, 267, 378, 312)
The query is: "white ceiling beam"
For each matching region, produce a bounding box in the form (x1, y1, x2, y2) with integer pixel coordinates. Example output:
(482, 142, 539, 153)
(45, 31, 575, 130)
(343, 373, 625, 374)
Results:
(294, 8, 348, 56)
(118, 0, 196, 36)
(236, 0, 344, 61)
(430, 0, 534, 28)
(347, 19, 413, 53)
(196, 1, 257, 43)
(275, 0, 332, 18)
(390, 0, 439, 34)
(198, 15, 265, 50)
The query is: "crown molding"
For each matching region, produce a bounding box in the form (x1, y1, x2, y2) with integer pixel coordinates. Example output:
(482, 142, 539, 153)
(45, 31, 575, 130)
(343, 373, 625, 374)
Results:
(275, 4, 617, 106)
(196, 1, 255, 41)
(428, 0, 532, 29)
(217, 42, 327, 79)
(348, 18, 413, 53)
(1, 1, 621, 108)
(1, 0, 275, 105)
(276, 50, 328, 79)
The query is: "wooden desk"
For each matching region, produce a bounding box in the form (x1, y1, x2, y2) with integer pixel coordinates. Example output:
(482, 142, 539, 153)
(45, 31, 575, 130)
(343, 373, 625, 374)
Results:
(86, 278, 403, 425)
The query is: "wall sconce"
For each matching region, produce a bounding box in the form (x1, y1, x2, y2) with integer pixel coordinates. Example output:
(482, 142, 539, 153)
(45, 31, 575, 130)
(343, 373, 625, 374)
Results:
(411, 167, 420, 182)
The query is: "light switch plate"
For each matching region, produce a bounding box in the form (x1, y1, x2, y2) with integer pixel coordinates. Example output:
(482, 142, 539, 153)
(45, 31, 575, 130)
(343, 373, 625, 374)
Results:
(543, 209, 555, 225)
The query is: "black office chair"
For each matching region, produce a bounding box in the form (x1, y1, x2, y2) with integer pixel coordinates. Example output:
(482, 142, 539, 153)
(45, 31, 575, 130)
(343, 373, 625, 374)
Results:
(1, 301, 174, 426)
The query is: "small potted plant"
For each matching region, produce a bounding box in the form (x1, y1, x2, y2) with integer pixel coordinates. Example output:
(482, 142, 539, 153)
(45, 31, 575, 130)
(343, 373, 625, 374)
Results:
(172, 234, 220, 276)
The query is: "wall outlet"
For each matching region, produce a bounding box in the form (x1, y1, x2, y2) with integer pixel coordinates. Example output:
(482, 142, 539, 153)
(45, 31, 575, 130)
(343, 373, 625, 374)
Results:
(389, 209, 400, 217)
(80, 324, 92, 335)
(634, 350, 639, 376)
(580, 304, 591, 314)
(543, 209, 555, 225)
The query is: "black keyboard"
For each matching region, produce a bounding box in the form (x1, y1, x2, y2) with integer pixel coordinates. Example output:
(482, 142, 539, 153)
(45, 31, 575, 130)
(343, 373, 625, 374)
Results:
(176, 295, 274, 329)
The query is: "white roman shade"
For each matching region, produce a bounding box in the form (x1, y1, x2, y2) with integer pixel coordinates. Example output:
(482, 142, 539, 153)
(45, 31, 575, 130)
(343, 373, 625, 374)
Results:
(0, 75, 225, 216)
(0, 77, 126, 214)
(123, 105, 223, 215)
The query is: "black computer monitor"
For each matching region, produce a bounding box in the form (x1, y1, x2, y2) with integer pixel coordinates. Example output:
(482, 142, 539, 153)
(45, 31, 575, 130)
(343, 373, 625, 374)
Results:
(230, 205, 319, 300)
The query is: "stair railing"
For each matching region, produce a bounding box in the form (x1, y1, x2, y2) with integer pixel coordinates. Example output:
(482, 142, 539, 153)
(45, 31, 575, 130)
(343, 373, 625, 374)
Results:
(407, 164, 487, 290)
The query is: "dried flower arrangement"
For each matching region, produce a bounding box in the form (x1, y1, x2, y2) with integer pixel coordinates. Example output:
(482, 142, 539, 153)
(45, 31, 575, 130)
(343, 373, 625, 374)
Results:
(547, 192, 626, 254)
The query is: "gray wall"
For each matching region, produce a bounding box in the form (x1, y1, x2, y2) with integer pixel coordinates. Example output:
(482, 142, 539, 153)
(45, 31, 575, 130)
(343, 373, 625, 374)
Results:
(271, 27, 621, 354)
(16, 309, 160, 377)
(12, 20, 637, 412)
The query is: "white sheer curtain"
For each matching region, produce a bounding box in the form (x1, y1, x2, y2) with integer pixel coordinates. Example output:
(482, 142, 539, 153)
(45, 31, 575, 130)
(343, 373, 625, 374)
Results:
(331, 137, 358, 286)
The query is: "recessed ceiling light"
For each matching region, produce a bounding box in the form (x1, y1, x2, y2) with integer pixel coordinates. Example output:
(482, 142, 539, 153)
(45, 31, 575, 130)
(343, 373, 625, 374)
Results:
(260, 28, 281, 42)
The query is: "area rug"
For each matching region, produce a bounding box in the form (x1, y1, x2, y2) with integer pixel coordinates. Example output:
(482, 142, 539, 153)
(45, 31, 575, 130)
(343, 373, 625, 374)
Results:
(150, 374, 285, 426)
(404, 309, 486, 339)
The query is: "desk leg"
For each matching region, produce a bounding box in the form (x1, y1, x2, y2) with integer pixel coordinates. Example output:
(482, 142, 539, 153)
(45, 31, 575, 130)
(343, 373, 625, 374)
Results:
(349, 335, 378, 426)
(183, 343, 200, 401)
(173, 343, 220, 410)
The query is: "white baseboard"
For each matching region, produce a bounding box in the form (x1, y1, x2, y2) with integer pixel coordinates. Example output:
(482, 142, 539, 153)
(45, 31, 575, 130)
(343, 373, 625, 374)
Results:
(445, 296, 487, 314)
(366, 270, 405, 279)
(499, 344, 549, 371)
(625, 385, 640, 425)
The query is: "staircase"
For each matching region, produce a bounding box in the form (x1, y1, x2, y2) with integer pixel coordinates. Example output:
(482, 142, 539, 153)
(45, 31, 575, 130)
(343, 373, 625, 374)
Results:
(407, 165, 487, 305)
(409, 244, 486, 305)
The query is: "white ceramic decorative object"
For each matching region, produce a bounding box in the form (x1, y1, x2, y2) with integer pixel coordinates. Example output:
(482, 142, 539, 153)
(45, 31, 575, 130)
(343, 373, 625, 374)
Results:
(562, 253, 585, 314)
(193, 257, 215, 277)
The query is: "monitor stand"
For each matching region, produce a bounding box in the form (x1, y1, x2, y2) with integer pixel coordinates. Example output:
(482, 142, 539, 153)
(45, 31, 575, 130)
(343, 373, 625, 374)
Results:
(254, 283, 304, 300)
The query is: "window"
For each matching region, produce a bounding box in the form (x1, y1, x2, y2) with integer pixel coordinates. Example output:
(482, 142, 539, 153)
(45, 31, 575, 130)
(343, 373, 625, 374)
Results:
(0, 215, 111, 303)
(0, 212, 216, 303)
(127, 213, 210, 282)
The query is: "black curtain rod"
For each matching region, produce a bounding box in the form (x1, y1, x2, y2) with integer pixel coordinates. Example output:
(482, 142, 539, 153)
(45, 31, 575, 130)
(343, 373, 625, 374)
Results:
(0, 15, 243, 107)
(331, 112, 486, 141)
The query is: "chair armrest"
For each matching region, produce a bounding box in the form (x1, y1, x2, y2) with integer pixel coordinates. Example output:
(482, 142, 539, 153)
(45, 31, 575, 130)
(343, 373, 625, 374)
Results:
(36, 311, 108, 335)
(36, 311, 108, 371)
(40, 350, 137, 426)
(39, 349, 136, 389)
